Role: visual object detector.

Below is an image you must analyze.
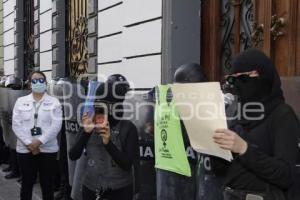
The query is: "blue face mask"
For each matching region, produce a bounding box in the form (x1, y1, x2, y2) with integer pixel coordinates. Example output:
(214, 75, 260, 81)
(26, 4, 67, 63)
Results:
(31, 82, 47, 93)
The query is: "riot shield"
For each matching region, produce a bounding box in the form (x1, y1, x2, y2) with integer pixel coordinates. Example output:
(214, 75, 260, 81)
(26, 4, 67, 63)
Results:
(62, 80, 88, 200)
(123, 91, 156, 200)
(5, 89, 30, 149)
(195, 154, 225, 200)
(125, 90, 199, 200)
(0, 87, 9, 113)
(48, 80, 65, 155)
(0, 87, 10, 146)
(149, 87, 197, 200)
(156, 144, 197, 200)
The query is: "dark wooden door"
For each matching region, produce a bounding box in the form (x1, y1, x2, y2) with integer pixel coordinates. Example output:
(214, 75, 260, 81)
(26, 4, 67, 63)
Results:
(201, 0, 300, 80)
(253, 0, 300, 76)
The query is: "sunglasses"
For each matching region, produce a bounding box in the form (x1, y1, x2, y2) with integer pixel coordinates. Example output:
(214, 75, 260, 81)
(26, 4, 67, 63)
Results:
(226, 74, 256, 84)
(31, 78, 45, 84)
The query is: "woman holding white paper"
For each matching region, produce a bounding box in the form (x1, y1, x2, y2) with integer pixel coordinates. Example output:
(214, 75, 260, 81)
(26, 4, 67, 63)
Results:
(213, 49, 300, 200)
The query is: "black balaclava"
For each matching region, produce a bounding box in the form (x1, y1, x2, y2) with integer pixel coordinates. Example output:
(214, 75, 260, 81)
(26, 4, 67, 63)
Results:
(95, 74, 130, 126)
(231, 48, 284, 128)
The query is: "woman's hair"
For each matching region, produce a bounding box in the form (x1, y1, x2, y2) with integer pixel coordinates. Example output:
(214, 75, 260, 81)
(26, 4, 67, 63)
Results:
(28, 71, 47, 83)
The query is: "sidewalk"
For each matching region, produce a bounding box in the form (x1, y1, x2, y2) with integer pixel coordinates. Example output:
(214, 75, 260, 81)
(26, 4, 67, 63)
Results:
(0, 164, 42, 200)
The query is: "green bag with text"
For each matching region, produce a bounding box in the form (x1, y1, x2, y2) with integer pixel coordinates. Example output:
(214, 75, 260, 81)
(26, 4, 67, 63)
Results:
(154, 85, 191, 177)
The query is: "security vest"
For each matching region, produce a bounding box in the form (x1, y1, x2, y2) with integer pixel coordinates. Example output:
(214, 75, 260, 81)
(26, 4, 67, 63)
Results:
(154, 85, 191, 177)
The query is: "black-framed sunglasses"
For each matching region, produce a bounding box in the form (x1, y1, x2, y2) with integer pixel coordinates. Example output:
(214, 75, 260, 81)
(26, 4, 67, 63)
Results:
(226, 74, 255, 84)
(31, 78, 45, 84)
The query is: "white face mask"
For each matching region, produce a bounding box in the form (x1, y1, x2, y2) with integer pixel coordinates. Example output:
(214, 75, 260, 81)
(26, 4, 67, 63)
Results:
(31, 82, 47, 93)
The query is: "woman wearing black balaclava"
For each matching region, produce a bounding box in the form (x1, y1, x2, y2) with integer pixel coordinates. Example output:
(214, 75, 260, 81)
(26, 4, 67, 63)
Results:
(213, 49, 300, 200)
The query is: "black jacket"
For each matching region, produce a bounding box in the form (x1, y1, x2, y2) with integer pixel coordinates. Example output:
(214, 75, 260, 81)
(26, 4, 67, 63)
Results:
(69, 120, 139, 171)
(215, 102, 300, 194)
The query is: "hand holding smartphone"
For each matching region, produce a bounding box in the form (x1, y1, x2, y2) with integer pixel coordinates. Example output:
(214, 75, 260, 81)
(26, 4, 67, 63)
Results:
(94, 114, 111, 145)
(82, 112, 95, 134)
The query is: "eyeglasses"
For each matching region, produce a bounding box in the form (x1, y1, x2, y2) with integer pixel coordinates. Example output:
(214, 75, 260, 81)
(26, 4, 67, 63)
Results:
(31, 78, 45, 84)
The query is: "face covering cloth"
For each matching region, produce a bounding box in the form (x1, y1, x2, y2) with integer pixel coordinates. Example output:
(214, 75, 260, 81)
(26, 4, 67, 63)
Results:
(32, 82, 47, 93)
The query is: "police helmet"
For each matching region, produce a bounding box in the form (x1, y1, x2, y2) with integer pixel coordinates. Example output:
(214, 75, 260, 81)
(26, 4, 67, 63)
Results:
(174, 63, 207, 83)
(96, 74, 130, 103)
(0, 76, 7, 87)
(5, 75, 23, 89)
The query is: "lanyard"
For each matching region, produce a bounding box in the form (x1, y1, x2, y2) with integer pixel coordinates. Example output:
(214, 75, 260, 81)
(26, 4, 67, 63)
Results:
(33, 102, 41, 127)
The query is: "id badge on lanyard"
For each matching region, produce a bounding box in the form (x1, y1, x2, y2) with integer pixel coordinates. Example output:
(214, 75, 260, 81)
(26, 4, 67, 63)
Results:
(31, 102, 42, 136)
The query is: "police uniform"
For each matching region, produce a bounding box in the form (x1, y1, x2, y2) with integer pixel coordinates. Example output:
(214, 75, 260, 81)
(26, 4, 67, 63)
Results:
(12, 93, 62, 200)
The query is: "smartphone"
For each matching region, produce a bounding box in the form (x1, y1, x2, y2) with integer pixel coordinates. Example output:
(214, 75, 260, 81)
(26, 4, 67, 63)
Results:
(94, 114, 108, 126)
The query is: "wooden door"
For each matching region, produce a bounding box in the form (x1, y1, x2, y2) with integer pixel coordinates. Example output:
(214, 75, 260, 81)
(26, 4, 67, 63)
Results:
(201, 0, 300, 79)
(253, 0, 300, 76)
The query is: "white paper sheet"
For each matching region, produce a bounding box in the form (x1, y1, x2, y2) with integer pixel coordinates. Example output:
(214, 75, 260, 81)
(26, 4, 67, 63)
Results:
(171, 82, 233, 161)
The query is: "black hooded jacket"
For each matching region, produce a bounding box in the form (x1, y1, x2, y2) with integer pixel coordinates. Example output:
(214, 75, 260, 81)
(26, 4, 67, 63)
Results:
(216, 49, 300, 195)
